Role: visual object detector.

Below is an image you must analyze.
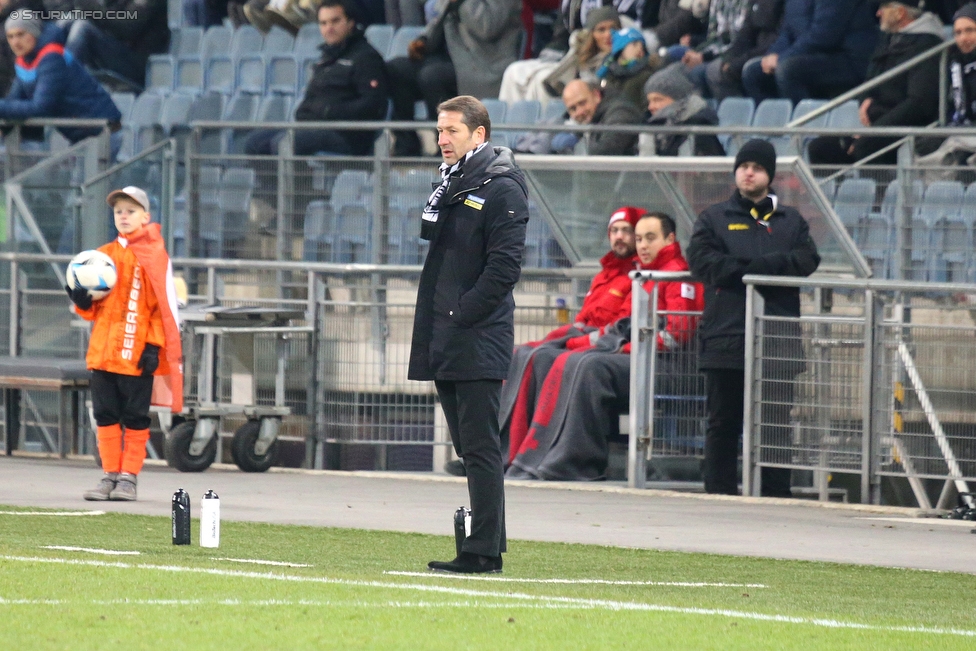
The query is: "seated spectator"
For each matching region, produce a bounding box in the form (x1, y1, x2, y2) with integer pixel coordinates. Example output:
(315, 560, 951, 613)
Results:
(545, 0, 640, 56)
(741, 0, 880, 104)
(507, 211, 704, 481)
(562, 78, 642, 155)
(244, 0, 389, 157)
(387, 0, 521, 156)
(0, 0, 44, 95)
(499, 6, 621, 106)
(665, 0, 750, 98)
(0, 15, 121, 147)
(596, 26, 661, 109)
(61, 0, 170, 92)
(641, 0, 707, 50)
(916, 3, 976, 165)
(705, 0, 784, 101)
(808, 1, 943, 167)
(642, 63, 725, 156)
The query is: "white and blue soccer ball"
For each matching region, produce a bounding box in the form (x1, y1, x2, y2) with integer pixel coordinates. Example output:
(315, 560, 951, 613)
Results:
(66, 250, 117, 301)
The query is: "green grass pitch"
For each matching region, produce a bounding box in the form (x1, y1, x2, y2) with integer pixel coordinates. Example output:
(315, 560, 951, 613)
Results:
(1, 507, 974, 650)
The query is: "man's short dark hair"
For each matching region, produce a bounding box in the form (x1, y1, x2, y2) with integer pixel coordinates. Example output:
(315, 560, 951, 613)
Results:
(437, 95, 492, 139)
(640, 211, 676, 238)
(318, 0, 356, 20)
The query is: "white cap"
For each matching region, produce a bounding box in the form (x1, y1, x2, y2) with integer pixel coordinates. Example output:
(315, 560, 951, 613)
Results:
(107, 186, 150, 213)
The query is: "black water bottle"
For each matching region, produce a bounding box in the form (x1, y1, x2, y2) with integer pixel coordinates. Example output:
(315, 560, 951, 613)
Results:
(172, 488, 191, 545)
(453, 506, 471, 557)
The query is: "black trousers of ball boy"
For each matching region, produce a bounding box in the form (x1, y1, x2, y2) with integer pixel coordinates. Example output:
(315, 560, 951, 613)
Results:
(91, 370, 153, 430)
(435, 379, 507, 558)
(703, 369, 793, 497)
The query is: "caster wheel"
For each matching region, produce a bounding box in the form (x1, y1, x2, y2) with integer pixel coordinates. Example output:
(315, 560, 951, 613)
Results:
(231, 420, 279, 472)
(164, 420, 216, 472)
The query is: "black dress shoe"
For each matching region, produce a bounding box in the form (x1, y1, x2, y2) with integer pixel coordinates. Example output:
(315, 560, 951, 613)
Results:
(444, 459, 466, 476)
(428, 552, 503, 574)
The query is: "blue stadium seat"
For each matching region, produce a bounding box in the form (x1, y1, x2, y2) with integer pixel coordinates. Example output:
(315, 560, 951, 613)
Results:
(237, 54, 267, 95)
(303, 200, 334, 262)
(201, 25, 233, 61)
(175, 57, 204, 95)
(330, 170, 372, 262)
(267, 54, 299, 95)
(543, 98, 567, 121)
(205, 56, 235, 94)
(716, 97, 755, 156)
(295, 22, 321, 56)
(159, 93, 195, 137)
(497, 99, 541, 147)
(187, 92, 226, 153)
(171, 27, 203, 57)
(365, 24, 394, 58)
(919, 181, 965, 281)
(256, 93, 291, 123)
(213, 168, 256, 258)
(222, 91, 262, 154)
(128, 92, 164, 154)
(387, 26, 425, 60)
(827, 101, 861, 130)
(480, 98, 507, 126)
(832, 178, 875, 245)
(171, 192, 188, 256)
(110, 92, 136, 122)
(752, 98, 793, 154)
(228, 24, 261, 62)
(198, 165, 223, 257)
(264, 25, 295, 53)
(789, 99, 828, 157)
(145, 55, 175, 93)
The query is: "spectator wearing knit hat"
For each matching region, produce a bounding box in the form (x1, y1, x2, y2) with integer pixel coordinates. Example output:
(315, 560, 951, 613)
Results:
(642, 63, 724, 156)
(596, 26, 662, 110)
(0, 14, 121, 146)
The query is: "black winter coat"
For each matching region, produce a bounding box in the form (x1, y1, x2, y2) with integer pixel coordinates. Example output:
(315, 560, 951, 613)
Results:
(408, 146, 529, 382)
(296, 29, 389, 155)
(720, 0, 784, 84)
(75, 0, 170, 74)
(687, 190, 820, 373)
(588, 97, 642, 155)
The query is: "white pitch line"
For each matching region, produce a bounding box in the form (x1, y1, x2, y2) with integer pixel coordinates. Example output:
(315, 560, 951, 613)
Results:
(383, 571, 767, 588)
(41, 546, 140, 556)
(212, 558, 313, 568)
(1, 555, 973, 638)
(0, 511, 105, 517)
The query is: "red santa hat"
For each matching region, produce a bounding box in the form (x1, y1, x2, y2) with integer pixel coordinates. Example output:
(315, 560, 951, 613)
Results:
(607, 206, 647, 233)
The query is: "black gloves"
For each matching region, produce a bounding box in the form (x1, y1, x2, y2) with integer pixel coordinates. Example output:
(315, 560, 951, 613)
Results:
(65, 285, 92, 311)
(138, 344, 160, 376)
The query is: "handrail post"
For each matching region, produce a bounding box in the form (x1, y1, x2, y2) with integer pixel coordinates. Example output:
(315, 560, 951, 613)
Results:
(742, 282, 764, 497)
(939, 47, 948, 126)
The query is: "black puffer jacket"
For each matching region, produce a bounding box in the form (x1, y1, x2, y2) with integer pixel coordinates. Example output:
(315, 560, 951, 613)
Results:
(408, 145, 529, 382)
(719, 0, 784, 84)
(687, 190, 820, 372)
(295, 28, 389, 154)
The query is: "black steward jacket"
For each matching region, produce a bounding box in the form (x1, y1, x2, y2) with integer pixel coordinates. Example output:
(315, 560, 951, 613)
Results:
(687, 190, 820, 372)
(408, 145, 529, 382)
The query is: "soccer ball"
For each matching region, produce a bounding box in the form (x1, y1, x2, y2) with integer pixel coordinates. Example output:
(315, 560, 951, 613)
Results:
(66, 250, 117, 300)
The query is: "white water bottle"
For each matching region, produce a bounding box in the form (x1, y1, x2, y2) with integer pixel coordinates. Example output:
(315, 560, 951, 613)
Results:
(200, 490, 220, 548)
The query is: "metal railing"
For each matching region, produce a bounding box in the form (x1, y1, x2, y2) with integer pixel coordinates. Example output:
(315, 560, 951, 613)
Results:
(742, 274, 976, 507)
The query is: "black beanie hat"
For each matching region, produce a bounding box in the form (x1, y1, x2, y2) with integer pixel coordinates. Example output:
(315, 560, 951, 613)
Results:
(954, 3, 976, 24)
(734, 139, 776, 179)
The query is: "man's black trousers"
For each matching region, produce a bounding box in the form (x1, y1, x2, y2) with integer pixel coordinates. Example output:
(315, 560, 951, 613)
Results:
(435, 379, 507, 557)
(703, 369, 793, 497)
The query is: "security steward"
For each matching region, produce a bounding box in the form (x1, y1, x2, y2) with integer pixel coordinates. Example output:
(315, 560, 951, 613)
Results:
(408, 95, 529, 574)
(687, 139, 820, 497)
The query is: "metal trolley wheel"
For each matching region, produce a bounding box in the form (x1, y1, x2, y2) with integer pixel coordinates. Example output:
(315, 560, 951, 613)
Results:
(231, 419, 280, 473)
(164, 420, 217, 472)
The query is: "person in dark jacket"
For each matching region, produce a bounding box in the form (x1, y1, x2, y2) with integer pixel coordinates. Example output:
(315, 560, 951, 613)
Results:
(808, 1, 944, 166)
(706, 0, 784, 101)
(643, 63, 725, 156)
(0, 0, 44, 95)
(641, 0, 705, 49)
(61, 0, 170, 90)
(741, 0, 880, 104)
(561, 78, 642, 155)
(244, 0, 389, 157)
(0, 16, 121, 144)
(409, 95, 528, 574)
(687, 139, 820, 498)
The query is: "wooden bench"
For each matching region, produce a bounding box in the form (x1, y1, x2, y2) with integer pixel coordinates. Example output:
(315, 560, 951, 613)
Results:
(0, 357, 90, 457)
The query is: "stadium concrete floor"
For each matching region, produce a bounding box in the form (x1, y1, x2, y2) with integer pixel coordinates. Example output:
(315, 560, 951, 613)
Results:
(2, 455, 973, 574)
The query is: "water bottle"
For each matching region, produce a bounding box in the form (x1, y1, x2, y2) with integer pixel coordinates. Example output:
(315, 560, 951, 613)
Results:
(172, 488, 190, 545)
(200, 490, 220, 548)
(453, 506, 471, 557)
(556, 298, 569, 325)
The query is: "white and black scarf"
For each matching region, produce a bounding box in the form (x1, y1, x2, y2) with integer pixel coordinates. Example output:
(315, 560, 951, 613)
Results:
(420, 143, 487, 241)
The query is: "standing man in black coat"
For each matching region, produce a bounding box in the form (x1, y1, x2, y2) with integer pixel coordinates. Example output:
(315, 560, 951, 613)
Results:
(409, 95, 528, 574)
(687, 139, 820, 498)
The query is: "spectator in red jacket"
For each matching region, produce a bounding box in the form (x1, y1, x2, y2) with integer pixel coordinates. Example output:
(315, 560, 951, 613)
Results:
(444, 205, 643, 476)
(506, 211, 704, 480)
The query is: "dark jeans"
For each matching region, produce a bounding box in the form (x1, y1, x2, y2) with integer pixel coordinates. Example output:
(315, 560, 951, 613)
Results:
(91, 370, 154, 431)
(435, 379, 507, 558)
(741, 53, 863, 105)
(386, 55, 457, 155)
(64, 21, 147, 87)
(703, 368, 793, 497)
(807, 135, 899, 166)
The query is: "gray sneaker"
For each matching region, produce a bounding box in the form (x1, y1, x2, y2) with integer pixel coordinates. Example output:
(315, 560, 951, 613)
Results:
(109, 473, 137, 501)
(83, 473, 118, 501)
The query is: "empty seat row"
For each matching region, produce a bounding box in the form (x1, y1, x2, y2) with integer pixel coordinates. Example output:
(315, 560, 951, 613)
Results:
(146, 52, 317, 98)
(170, 24, 315, 60)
